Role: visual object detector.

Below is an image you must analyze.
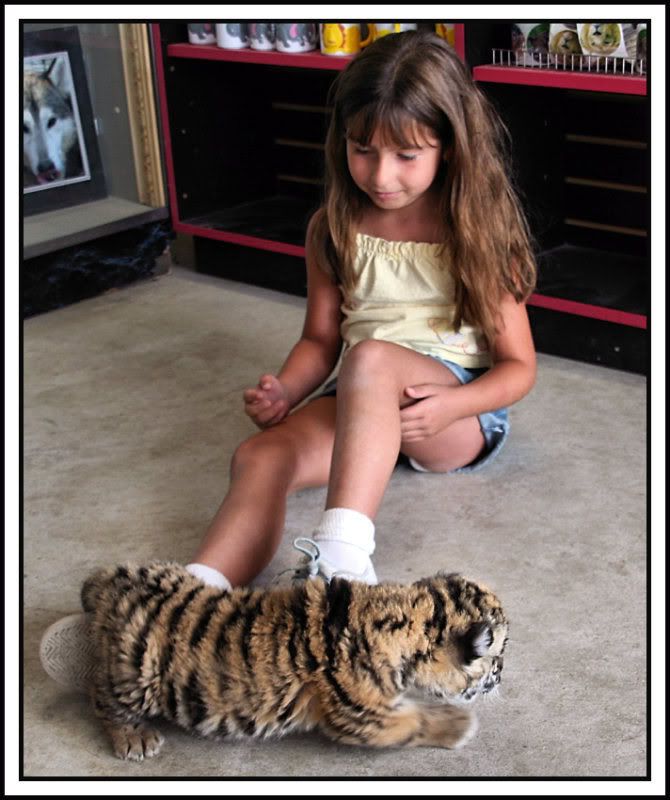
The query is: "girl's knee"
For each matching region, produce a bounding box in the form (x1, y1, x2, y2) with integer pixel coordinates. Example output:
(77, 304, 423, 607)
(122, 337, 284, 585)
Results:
(231, 430, 298, 478)
(343, 339, 393, 370)
(339, 340, 400, 390)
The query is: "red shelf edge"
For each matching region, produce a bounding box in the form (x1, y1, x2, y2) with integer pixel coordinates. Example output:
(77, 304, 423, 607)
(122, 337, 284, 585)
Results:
(173, 221, 306, 258)
(473, 64, 647, 95)
(171, 223, 648, 329)
(155, 25, 646, 331)
(166, 42, 352, 70)
(528, 293, 647, 329)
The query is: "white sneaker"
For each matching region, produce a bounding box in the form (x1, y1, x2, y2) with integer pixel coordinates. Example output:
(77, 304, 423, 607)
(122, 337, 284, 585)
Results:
(274, 538, 377, 585)
(39, 613, 96, 692)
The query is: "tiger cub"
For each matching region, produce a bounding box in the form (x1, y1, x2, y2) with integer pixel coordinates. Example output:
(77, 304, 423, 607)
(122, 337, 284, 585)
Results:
(81, 562, 508, 760)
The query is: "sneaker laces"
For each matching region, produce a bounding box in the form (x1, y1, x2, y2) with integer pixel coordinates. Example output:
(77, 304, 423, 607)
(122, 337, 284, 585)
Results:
(273, 537, 324, 584)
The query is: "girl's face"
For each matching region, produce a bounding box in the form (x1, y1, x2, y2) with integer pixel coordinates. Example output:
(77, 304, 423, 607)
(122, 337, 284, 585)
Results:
(345, 124, 444, 213)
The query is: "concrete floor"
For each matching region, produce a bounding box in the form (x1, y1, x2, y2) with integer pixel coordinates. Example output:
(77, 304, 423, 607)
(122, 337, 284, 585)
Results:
(22, 264, 648, 782)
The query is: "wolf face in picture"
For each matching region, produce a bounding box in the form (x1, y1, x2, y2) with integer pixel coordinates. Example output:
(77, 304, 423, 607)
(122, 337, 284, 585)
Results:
(23, 57, 82, 186)
(74, 562, 508, 760)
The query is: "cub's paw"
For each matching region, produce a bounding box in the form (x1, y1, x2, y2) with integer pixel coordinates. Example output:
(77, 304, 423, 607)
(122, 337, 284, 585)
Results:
(444, 707, 478, 750)
(105, 722, 165, 761)
(418, 703, 478, 750)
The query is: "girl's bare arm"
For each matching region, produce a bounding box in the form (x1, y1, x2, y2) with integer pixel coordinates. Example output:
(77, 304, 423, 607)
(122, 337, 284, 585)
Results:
(245, 215, 343, 424)
(400, 293, 536, 437)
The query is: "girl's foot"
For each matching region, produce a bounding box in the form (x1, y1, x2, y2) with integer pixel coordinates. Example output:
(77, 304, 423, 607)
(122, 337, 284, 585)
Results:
(275, 538, 378, 585)
(39, 613, 95, 693)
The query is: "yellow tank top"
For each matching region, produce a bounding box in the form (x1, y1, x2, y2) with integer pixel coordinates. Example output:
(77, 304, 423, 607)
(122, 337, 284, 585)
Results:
(340, 233, 491, 369)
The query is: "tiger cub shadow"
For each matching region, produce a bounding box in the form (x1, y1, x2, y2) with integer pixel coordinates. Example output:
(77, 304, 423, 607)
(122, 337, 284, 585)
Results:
(81, 562, 508, 760)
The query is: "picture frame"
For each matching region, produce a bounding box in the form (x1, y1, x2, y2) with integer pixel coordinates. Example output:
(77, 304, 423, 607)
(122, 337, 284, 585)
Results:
(22, 26, 107, 216)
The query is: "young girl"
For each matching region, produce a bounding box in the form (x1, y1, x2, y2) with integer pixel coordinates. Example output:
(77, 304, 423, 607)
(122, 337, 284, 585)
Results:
(185, 29, 537, 589)
(41, 31, 537, 685)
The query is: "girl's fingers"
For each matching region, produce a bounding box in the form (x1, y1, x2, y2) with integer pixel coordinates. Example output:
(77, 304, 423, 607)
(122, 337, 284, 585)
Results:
(257, 400, 286, 425)
(401, 425, 425, 439)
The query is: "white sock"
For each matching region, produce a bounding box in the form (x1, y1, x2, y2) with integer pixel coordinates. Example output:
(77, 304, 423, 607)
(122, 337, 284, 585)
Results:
(312, 508, 376, 576)
(186, 563, 232, 590)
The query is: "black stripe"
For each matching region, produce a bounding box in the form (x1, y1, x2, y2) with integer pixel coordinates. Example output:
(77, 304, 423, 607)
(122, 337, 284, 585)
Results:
(183, 670, 208, 728)
(216, 606, 243, 653)
(358, 657, 387, 693)
(357, 631, 387, 692)
(288, 586, 307, 671)
(240, 596, 264, 669)
(155, 585, 204, 677)
(168, 585, 204, 635)
(120, 567, 182, 622)
(235, 713, 257, 737)
(271, 617, 284, 671)
(322, 712, 364, 741)
(190, 592, 225, 649)
(425, 583, 448, 645)
(323, 667, 368, 716)
(347, 631, 360, 662)
(287, 622, 299, 672)
(132, 582, 185, 670)
(165, 680, 177, 719)
(445, 577, 466, 615)
(325, 579, 352, 644)
(373, 613, 409, 632)
(390, 614, 409, 632)
(323, 578, 353, 681)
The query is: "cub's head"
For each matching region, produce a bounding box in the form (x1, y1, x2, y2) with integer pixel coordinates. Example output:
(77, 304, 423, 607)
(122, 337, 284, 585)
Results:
(410, 573, 508, 703)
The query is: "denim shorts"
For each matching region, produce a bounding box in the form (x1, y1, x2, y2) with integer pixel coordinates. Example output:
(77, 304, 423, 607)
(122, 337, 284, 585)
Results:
(315, 356, 510, 475)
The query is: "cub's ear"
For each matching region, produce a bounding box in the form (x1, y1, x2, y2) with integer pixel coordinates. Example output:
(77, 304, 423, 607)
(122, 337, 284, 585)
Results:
(458, 621, 493, 663)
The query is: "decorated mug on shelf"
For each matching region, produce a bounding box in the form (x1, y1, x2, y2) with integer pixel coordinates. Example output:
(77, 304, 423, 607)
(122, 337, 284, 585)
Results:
(275, 23, 318, 53)
(249, 23, 276, 51)
(320, 23, 362, 56)
(216, 23, 249, 50)
(361, 23, 417, 45)
(187, 23, 216, 45)
(435, 23, 456, 46)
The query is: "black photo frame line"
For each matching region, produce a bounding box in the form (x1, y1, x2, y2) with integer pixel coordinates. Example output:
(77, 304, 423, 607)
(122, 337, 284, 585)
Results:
(22, 26, 107, 216)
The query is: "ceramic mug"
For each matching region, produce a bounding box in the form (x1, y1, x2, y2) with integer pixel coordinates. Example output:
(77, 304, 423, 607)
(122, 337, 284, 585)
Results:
(361, 23, 417, 45)
(216, 23, 249, 49)
(187, 23, 216, 45)
(275, 23, 318, 53)
(435, 23, 456, 46)
(249, 23, 276, 51)
(320, 23, 362, 56)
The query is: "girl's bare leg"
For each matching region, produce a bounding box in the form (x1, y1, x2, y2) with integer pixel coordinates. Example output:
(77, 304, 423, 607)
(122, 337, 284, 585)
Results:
(193, 341, 485, 585)
(191, 398, 337, 587)
(326, 340, 486, 518)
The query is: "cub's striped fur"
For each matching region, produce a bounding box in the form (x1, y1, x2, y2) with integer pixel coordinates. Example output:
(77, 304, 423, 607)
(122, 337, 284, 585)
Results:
(81, 562, 508, 760)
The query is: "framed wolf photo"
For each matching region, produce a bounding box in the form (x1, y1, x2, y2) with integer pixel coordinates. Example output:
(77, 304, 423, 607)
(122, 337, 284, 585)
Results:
(23, 26, 106, 216)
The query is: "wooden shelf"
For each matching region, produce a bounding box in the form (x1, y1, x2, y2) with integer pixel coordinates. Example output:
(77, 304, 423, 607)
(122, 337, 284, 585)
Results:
(153, 24, 649, 370)
(175, 195, 314, 258)
(529, 244, 647, 329)
(167, 43, 353, 71)
(527, 293, 646, 328)
(473, 64, 647, 95)
(174, 222, 305, 258)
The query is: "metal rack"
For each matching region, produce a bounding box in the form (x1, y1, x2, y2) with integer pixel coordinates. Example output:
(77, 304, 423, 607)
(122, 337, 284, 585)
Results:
(492, 48, 646, 76)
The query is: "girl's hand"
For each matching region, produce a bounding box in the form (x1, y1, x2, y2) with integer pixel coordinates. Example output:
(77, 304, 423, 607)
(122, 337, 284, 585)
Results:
(243, 374, 290, 429)
(400, 384, 459, 442)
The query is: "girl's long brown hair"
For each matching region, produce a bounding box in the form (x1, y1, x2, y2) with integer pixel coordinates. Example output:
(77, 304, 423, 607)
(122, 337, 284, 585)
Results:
(308, 30, 537, 347)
